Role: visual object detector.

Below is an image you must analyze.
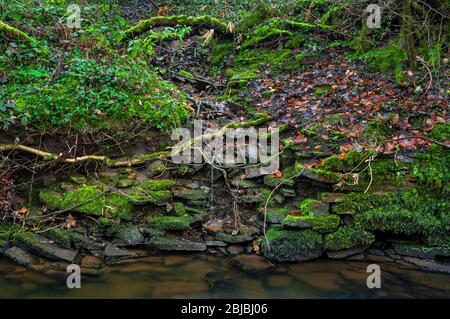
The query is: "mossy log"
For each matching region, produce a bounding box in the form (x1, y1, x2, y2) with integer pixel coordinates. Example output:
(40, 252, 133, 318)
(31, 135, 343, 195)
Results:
(0, 20, 46, 52)
(122, 15, 230, 40)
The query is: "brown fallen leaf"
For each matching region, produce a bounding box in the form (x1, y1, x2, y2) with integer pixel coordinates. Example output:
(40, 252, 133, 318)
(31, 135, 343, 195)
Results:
(65, 213, 77, 229)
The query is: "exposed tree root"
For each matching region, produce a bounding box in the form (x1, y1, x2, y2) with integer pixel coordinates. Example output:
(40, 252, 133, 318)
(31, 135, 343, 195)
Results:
(0, 144, 170, 167)
(0, 113, 272, 168)
(122, 15, 231, 40)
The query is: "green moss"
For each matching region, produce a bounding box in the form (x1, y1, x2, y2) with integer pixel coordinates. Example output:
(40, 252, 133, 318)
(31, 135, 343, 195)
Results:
(215, 232, 253, 243)
(147, 215, 193, 231)
(106, 193, 134, 219)
(0, 221, 22, 241)
(263, 174, 295, 188)
(358, 207, 442, 236)
(314, 85, 332, 96)
(39, 190, 63, 210)
(259, 188, 284, 208)
(242, 26, 292, 50)
(129, 189, 172, 205)
(413, 145, 449, 192)
(284, 33, 306, 49)
(283, 160, 304, 178)
(261, 226, 324, 262)
(345, 150, 370, 166)
(324, 226, 375, 251)
(322, 151, 372, 172)
(362, 44, 407, 83)
(46, 228, 72, 249)
(140, 179, 176, 191)
(177, 165, 195, 176)
(62, 186, 104, 216)
(320, 5, 341, 26)
(282, 215, 340, 233)
(173, 202, 186, 215)
(335, 189, 449, 238)
(428, 123, 450, 141)
(0, 19, 46, 52)
(137, 151, 170, 163)
(92, 217, 122, 235)
(299, 199, 329, 216)
(13, 231, 38, 245)
(258, 208, 289, 224)
(122, 15, 229, 40)
(60, 186, 133, 219)
(322, 155, 344, 171)
(210, 41, 235, 65)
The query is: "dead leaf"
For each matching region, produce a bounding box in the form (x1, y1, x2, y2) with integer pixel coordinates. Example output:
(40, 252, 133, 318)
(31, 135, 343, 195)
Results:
(227, 22, 234, 33)
(272, 170, 283, 178)
(65, 214, 77, 229)
(202, 29, 214, 42)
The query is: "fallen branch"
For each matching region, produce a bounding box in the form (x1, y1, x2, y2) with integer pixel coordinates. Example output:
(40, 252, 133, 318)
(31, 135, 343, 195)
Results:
(0, 144, 170, 167)
(122, 15, 231, 40)
(0, 114, 272, 168)
(0, 20, 47, 52)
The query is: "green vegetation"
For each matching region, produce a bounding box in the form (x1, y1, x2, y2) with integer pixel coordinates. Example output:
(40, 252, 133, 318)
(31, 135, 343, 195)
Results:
(324, 225, 375, 251)
(0, 0, 187, 131)
(282, 214, 340, 233)
(334, 189, 449, 240)
(39, 186, 133, 219)
(262, 226, 324, 262)
(147, 215, 193, 231)
(140, 179, 177, 191)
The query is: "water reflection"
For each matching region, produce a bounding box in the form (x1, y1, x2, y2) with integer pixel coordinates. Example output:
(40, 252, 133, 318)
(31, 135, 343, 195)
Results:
(0, 254, 448, 298)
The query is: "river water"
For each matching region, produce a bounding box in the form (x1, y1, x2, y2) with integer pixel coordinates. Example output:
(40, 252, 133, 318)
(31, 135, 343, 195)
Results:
(0, 254, 448, 298)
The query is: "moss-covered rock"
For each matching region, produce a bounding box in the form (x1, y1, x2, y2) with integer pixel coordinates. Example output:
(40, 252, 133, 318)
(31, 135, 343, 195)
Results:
(46, 228, 73, 249)
(173, 202, 187, 215)
(263, 174, 295, 188)
(392, 242, 450, 259)
(324, 226, 375, 251)
(282, 214, 340, 233)
(299, 199, 329, 216)
(147, 215, 193, 231)
(261, 226, 324, 262)
(129, 189, 172, 205)
(173, 188, 209, 201)
(116, 177, 137, 188)
(215, 232, 253, 244)
(39, 190, 63, 210)
(335, 189, 448, 238)
(413, 145, 449, 192)
(53, 186, 134, 219)
(140, 179, 176, 191)
(258, 208, 289, 224)
(146, 160, 166, 177)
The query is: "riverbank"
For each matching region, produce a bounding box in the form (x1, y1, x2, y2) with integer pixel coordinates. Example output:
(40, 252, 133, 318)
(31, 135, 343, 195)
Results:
(1, 0, 448, 287)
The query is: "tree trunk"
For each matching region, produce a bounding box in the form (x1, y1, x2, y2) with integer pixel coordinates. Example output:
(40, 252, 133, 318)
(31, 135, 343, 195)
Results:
(402, 0, 417, 69)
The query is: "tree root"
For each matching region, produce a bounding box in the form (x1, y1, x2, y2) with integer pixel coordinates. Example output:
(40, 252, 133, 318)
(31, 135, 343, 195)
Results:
(0, 144, 170, 167)
(0, 113, 272, 168)
(122, 15, 231, 40)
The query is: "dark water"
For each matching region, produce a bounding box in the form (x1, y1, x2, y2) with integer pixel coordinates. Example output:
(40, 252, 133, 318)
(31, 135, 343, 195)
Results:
(0, 254, 449, 298)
